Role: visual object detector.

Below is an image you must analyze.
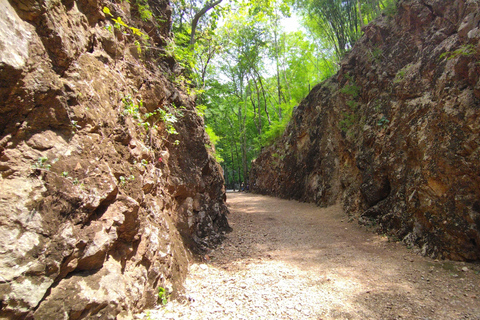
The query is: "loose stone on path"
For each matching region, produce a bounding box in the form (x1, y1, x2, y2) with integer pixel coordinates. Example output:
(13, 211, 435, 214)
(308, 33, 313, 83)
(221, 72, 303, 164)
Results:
(138, 193, 480, 320)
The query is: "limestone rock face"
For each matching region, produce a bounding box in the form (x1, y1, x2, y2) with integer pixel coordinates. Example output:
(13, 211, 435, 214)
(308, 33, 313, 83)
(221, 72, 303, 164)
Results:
(251, 0, 480, 261)
(0, 0, 230, 318)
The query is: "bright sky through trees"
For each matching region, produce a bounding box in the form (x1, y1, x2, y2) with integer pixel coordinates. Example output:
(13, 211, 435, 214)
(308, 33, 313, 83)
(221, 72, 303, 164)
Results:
(168, 0, 397, 189)
(281, 13, 302, 33)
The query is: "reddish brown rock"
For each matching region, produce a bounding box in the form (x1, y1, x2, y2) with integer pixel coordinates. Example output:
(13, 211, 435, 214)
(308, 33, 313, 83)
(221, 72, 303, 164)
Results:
(251, 0, 480, 261)
(0, 0, 230, 318)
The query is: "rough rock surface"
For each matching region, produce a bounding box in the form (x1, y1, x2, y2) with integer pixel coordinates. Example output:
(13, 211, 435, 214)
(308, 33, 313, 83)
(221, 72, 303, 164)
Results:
(0, 0, 230, 318)
(250, 0, 480, 261)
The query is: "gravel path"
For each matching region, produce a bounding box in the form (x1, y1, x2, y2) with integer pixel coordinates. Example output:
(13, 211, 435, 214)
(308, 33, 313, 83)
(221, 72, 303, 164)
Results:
(138, 193, 480, 319)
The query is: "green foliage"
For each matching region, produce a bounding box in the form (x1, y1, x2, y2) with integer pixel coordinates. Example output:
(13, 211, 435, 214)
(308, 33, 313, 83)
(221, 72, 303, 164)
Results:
(196, 104, 207, 117)
(298, 0, 361, 57)
(261, 113, 292, 146)
(165, 32, 196, 72)
(339, 112, 356, 133)
(297, 0, 398, 59)
(205, 125, 220, 146)
(440, 44, 477, 61)
(393, 64, 412, 83)
(119, 175, 135, 186)
(162, 112, 180, 135)
(196, 2, 340, 187)
(394, 70, 405, 83)
(134, 40, 142, 54)
(158, 287, 168, 305)
(33, 157, 58, 170)
(346, 100, 358, 111)
(205, 126, 224, 163)
(370, 46, 383, 63)
(103, 6, 149, 40)
(122, 94, 181, 137)
(136, 0, 153, 21)
(145, 105, 181, 136)
(383, 0, 398, 17)
(102, 6, 113, 17)
(377, 116, 390, 127)
(36, 157, 50, 170)
(340, 82, 361, 99)
(122, 95, 141, 119)
(169, 0, 387, 187)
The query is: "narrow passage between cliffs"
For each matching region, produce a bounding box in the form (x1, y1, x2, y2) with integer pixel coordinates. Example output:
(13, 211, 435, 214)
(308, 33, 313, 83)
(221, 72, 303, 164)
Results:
(140, 193, 480, 320)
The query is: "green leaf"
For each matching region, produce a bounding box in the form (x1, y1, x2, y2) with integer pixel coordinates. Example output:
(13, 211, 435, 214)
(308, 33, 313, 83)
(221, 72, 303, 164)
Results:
(130, 27, 144, 37)
(113, 17, 128, 28)
(103, 6, 113, 17)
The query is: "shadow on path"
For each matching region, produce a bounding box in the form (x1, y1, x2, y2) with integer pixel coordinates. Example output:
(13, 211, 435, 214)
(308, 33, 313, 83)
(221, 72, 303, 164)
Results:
(208, 192, 480, 319)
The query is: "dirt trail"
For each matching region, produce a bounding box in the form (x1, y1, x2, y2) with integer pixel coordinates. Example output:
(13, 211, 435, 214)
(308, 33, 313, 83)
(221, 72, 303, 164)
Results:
(139, 193, 480, 320)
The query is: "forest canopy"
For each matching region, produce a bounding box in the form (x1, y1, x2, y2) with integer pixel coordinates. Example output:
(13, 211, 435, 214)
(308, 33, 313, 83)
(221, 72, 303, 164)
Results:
(168, 0, 397, 188)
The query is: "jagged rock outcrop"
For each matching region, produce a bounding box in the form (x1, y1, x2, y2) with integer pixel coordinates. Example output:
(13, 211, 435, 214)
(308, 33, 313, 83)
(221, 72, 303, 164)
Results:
(0, 0, 230, 318)
(251, 0, 480, 261)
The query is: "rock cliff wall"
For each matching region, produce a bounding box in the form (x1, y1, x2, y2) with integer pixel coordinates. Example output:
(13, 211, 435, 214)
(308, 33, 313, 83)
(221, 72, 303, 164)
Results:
(0, 0, 230, 318)
(251, 0, 480, 261)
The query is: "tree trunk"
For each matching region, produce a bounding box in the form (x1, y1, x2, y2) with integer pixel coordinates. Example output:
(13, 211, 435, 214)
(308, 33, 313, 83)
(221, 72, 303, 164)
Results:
(251, 66, 271, 125)
(229, 142, 235, 191)
(190, 0, 222, 46)
(357, 0, 364, 28)
(252, 77, 262, 135)
(273, 26, 283, 120)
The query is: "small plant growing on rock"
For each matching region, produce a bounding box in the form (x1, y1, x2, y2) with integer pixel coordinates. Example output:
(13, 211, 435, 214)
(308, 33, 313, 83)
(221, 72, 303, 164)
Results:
(121, 93, 182, 147)
(340, 82, 361, 99)
(70, 120, 81, 133)
(145, 105, 180, 136)
(122, 95, 141, 119)
(134, 40, 142, 54)
(394, 64, 413, 83)
(196, 104, 207, 117)
(158, 287, 169, 305)
(440, 44, 476, 61)
(163, 32, 196, 74)
(370, 46, 383, 63)
(36, 157, 50, 170)
(136, 0, 153, 22)
(377, 116, 390, 128)
(33, 157, 58, 170)
(346, 100, 358, 111)
(339, 112, 357, 133)
(341, 73, 361, 98)
(103, 7, 148, 40)
(119, 175, 135, 186)
(394, 70, 405, 83)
